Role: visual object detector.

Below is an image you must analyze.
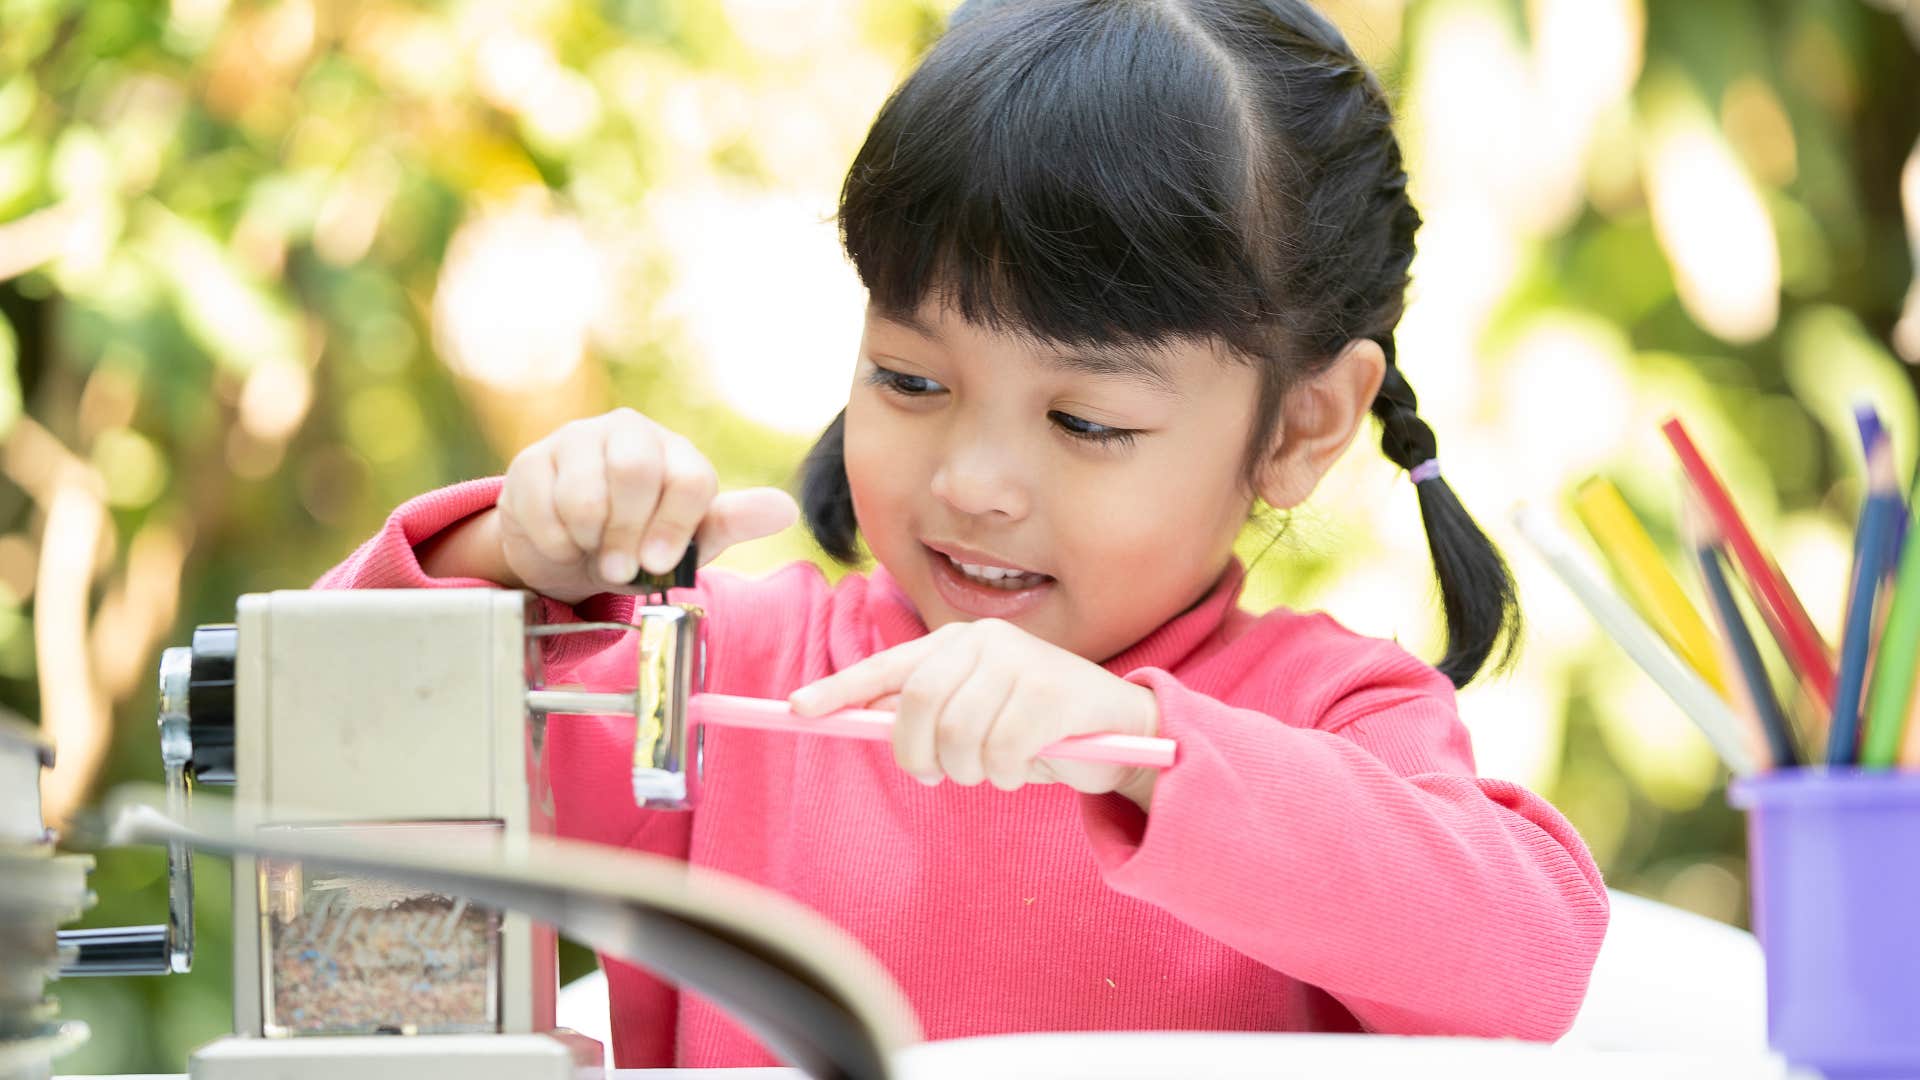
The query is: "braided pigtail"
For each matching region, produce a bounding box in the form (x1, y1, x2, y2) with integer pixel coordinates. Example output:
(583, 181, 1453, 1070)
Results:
(1369, 356, 1522, 687)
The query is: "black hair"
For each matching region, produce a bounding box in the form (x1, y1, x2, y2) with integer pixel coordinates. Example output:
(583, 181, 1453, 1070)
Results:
(801, 0, 1521, 688)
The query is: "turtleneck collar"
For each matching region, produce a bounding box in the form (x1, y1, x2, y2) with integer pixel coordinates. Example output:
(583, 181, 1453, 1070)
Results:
(859, 558, 1248, 674)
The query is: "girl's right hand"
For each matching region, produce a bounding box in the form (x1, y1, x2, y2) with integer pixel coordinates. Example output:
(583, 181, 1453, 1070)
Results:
(498, 408, 800, 604)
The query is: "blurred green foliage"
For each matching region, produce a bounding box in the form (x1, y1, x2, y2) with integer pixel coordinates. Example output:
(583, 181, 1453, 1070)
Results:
(0, 0, 1913, 1072)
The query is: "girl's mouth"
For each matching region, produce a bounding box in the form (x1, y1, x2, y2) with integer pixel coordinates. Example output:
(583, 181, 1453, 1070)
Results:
(923, 544, 1057, 619)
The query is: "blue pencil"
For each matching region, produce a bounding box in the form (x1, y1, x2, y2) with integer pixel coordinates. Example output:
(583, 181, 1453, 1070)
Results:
(1853, 403, 1882, 458)
(1689, 506, 1799, 769)
(1855, 402, 1908, 572)
(1828, 432, 1902, 765)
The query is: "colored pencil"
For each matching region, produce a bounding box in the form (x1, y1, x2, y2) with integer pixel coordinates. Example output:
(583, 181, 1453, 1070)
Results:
(1855, 402, 1910, 562)
(1854, 403, 1889, 588)
(1851, 405, 1893, 723)
(1853, 403, 1883, 467)
(1854, 402, 1907, 600)
(1903, 691, 1920, 767)
(1513, 504, 1758, 776)
(1572, 477, 1727, 697)
(1827, 432, 1902, 765)
(1862, 475, 1920, 767)
(1661, 418, 1836, 711)
(1686, 497, 1800, 769)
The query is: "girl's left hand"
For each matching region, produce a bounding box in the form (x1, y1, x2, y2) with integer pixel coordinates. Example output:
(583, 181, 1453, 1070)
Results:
(787, 618, 1160, 804)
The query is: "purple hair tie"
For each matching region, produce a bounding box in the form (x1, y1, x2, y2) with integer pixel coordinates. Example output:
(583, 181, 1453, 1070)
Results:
(1410, 458, 1442, 484)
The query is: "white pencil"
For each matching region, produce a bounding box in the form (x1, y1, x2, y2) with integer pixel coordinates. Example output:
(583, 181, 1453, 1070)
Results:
(1512, 503, 1758, 775)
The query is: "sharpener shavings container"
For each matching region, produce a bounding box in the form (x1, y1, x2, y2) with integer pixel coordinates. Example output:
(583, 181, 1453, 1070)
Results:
(258, 822, 505, 1037)
(1730, 770, 1920, 1080)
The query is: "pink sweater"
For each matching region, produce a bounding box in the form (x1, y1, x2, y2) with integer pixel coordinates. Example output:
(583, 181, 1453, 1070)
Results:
(317, 478, 1608, 1067)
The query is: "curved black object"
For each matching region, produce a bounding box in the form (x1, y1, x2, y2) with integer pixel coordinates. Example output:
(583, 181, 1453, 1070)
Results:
(630, 543, 699, 593)
(112, 807, 898, 1080)
(185, 624, 236, 785)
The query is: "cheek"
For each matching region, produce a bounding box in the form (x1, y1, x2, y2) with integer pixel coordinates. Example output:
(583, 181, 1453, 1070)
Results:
(1067, 487, 1203, 574)
(842, 400, 916, 540)
(1060, 444, 1250, 580)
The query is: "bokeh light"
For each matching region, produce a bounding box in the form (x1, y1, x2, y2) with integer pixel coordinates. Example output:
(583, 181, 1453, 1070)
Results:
(1643, 81, 1782, 345)
(432, 193, 609, 392)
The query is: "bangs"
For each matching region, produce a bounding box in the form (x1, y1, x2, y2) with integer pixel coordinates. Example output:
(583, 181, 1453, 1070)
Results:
(838, 1, 1277, 356)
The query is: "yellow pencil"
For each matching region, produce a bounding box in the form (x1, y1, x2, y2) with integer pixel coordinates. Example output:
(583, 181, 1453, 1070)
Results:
(1572, 476, 1729, 698)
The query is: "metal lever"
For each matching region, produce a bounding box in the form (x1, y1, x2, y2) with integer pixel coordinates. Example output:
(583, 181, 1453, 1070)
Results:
(55, 924, 172, 976)
(58, 646, 199, 976)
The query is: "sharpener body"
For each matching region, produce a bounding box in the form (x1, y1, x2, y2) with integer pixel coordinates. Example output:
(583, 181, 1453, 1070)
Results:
(228, 589, 554, 1040)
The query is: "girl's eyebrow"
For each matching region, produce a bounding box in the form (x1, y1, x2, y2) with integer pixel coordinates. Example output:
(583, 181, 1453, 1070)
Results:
(876, 312, 1182, 398)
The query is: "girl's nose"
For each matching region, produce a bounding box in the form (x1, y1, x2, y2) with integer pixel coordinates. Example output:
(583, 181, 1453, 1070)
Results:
(930, 439, 1031, 520)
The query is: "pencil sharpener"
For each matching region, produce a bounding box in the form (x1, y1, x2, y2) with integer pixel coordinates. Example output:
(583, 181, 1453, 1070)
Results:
(220, 591, 546, 1046)
(61, 588, 689, 1079)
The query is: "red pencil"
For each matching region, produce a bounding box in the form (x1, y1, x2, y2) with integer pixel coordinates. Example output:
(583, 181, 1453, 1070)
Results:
(1661, 417, 1836, 711)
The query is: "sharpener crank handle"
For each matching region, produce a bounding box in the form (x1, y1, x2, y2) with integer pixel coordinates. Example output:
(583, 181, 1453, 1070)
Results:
(56, 925, 173, 976)
(59, 646, 200, 976)
(158, 644, 195, 975)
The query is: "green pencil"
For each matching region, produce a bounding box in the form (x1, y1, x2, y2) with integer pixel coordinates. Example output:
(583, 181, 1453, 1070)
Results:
(1862, 491, 1920, 767)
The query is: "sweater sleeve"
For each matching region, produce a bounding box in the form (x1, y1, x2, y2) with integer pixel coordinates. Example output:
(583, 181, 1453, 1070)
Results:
(311, 476, 642, 675)
(1078, 659, 1608, 1042)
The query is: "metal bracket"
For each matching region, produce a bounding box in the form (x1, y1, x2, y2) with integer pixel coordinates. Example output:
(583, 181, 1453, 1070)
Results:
(57, 647, 196, 976)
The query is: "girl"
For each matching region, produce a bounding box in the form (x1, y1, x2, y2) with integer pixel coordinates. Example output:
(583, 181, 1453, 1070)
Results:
(320, 0, 1607, 1067)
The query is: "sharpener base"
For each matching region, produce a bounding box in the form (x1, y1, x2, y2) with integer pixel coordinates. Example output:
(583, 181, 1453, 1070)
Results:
(188, 1032, 599, 1080)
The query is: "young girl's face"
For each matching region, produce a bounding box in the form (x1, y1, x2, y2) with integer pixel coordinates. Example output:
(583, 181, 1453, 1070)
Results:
(843, 298, 1264, 662)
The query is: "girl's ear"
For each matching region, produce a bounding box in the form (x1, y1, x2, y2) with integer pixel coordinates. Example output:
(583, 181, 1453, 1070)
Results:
(1254, 339, 1388, 510)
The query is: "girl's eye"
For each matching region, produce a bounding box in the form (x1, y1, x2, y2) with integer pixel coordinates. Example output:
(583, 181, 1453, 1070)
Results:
(864, 365, 946, 397)
(1049, 410, 1139, 449)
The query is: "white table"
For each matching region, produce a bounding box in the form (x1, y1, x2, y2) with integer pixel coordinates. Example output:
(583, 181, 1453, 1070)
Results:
(59, 1031, 1808, 1079)
(892, 1031, 1805, 1078)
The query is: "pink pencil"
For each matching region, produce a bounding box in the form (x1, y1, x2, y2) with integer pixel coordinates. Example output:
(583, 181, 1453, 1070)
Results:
(529, 688, 1178, 769)
(693, 694, 1178, 768)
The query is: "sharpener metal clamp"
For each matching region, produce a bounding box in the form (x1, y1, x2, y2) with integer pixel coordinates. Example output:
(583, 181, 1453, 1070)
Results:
(526, 543, 707, 812)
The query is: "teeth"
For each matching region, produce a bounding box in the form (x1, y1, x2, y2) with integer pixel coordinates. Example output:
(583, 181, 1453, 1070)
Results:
(961, 563, 1015, 580)
(947, 555, 1048, 589)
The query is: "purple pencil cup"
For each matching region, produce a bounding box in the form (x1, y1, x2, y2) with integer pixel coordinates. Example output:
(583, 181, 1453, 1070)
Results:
(1729, 769, 1920, 1079)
